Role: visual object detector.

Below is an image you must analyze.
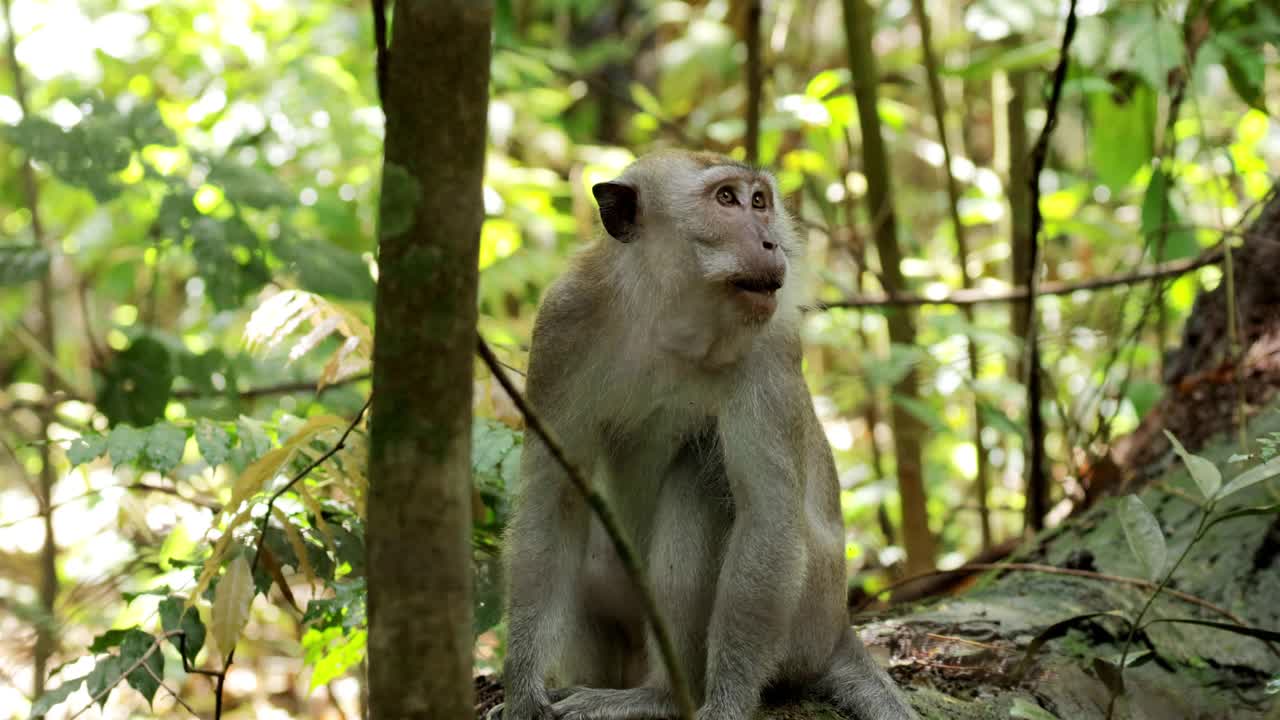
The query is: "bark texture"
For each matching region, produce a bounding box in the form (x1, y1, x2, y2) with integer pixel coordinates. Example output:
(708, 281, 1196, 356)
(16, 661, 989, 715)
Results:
(367, 2, 491, 718)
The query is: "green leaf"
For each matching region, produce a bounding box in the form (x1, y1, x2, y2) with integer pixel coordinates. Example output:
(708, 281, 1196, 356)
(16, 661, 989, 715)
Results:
(273, 234, 374, 301)
(89, 627, 134, 653)
(5, 113, 128, 201)
(0, 245, 50, 286)
(159, 595, 206, 663)
(233, 416, 273, 467)
(195, 419, 232, 467)
(1140, 172, 1196, 260)
(1212, 32, 1266, 113)
(212, 553, 255, 658)
(1009, 697, 1061, 720)
(125, 103, 177, 148)
(500, 444, 522, 490)
(1163, 430, 1222, 499)
(473, 419, 516, 475)
(891, 394, 950, 434)
(208, 162, 294, 209)
(302, 626, 366, 690)
(379, 163, 422, 239)
(1130, 16, 1183, 91)
(1089, 82, 1155, 191)
(805, 69, 848, 99)
(67, 433, 109, 467)
(119, 629, 163, 706)
(1205, 504, 1280, 534)
(979, 401, 1027, 441)
(1143, 618, 1280, 644)
(1124, 379, 1162, 420)
(98, 337, 174, 427)
(85, 655, 124, 709)
(1217, 457, 1280, 500)
(947, 39, 1058, 80)
(190, 216, 270, 310)
(28, 676, 84, 718)
(1119, 495, 1167, 581)
(144, 423, 187, 473)
(106, 425, 148, 468)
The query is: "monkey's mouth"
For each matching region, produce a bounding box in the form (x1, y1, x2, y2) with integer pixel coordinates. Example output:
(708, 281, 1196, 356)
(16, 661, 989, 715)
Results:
(728, 274, 783, 295)
(727, 273, 783, 319)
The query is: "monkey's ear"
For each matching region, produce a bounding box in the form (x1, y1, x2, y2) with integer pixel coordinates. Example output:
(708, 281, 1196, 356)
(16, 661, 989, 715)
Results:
(592, 181, 638, 242)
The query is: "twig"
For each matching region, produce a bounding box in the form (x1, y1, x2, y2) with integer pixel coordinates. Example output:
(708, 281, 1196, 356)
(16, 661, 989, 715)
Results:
(1024, 0, 1079, 533)
(171, 373, 370, 400)
(854, 562, 1245, 625)
(475, 337, 697, 720)
(0, 482, 218, 530)
(207, 396, 371, 719)
(68, 633, 166, 719)
(141, 657, 200, 718)
(811, 248, 1221, 309)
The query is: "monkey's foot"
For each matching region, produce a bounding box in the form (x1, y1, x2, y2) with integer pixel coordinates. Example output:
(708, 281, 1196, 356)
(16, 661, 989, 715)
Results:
(550, 687, 675, 720)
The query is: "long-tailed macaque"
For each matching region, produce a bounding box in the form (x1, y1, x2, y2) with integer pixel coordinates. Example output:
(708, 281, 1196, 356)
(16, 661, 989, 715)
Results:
(496, 150, 917, 720)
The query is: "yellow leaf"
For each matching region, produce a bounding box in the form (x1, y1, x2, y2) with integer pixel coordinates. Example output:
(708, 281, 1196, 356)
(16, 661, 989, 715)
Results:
(270, 506, 317, 589)
(226, 447, 291, 519)
(295, 483, 334, 549)
(189, 505, 255, 608)
(212, 553, 255, 663)
(282, 415, 345, 449)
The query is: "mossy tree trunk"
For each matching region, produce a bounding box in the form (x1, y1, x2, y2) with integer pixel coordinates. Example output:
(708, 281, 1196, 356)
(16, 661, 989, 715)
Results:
(367, 1, 492, 718)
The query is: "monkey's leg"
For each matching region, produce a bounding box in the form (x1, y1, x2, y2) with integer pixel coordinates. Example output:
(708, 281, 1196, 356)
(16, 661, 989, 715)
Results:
(813, 627, 918, 720)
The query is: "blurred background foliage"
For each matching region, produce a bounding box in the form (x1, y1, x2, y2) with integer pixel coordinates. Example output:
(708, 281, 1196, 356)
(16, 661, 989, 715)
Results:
(0, 0, 1276, 717)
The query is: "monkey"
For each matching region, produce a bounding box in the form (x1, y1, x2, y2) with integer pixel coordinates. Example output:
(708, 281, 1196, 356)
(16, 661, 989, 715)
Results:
(493, 150, 917, 720)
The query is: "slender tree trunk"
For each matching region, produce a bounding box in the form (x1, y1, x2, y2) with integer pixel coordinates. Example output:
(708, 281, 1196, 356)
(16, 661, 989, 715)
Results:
(909, 0, 992, 550)
(4, 0, 59, 696)
(366, 2, 491, 717)
(841, 0, 935, 574)
(743, 0, 763, 163)
(1005, 51, 1033, 377)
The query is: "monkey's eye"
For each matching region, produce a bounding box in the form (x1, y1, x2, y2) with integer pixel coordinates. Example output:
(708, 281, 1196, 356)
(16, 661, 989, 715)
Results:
(716, 187, 738, 206)
(751, 191, 766, 209)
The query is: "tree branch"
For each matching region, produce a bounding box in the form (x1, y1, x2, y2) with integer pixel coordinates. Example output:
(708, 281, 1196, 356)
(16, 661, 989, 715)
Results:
(811, 248, 1222, 310)
(171, 373, 369, 400)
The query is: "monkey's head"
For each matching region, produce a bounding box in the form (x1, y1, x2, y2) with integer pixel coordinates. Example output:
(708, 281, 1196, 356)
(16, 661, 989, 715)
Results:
(592, 150, 796, 325)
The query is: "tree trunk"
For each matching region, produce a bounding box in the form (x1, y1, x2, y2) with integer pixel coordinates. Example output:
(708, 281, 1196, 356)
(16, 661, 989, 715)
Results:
(3, 0, 59, 696)
(366, 2, 491, 718)
(841, 0, 936, 574)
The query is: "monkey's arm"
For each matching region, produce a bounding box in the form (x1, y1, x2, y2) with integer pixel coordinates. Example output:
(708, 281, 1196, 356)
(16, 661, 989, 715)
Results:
(699, 368, 809, 719)
(500, 286, 598, 719)
(501, 430, 591, 717)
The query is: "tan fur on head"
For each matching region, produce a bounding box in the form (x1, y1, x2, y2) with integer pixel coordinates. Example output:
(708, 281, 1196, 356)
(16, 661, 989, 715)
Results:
(581, 150, 808, 368)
